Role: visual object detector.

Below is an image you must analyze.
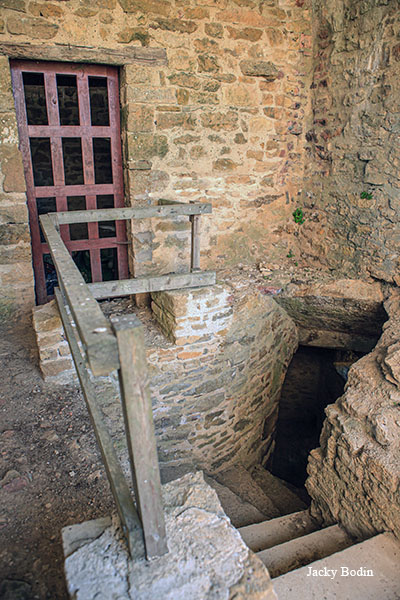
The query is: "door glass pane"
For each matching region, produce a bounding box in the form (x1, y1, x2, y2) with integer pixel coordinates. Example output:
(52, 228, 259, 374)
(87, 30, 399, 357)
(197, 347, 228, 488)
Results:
(93, 138, 112, 184)
(101, 247, 118, 281)
(72, 250, 92, 282)
(97, 194, 115, 238)
(30, 138, 54, 186)
(62, 138, 84, 185)
(37, 197, 56, 242)
(89, 77, 110, 126)
(22, 72, 48, 126)
(67, 196, 88, 240)
(57, 74, 80, 126)
(43, 253, 58, 296)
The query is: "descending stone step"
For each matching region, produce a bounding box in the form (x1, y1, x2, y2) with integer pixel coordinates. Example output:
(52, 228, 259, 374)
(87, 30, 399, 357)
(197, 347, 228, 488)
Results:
(239, 509, 320, 553)
(257, 524, 354, 578)
(250, 465, 307, 515)
(204, 476, 267, 528)
(214, 465, 281, 519)
(272, 532, 400, 600)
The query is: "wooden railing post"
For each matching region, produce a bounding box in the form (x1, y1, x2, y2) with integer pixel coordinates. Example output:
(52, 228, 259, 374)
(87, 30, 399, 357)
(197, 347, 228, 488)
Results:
(190, 215, 201, 272)
(112, 314, 168, 560)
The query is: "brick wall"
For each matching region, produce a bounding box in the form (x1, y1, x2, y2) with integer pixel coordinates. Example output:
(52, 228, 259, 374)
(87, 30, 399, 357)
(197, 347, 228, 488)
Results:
(32, 284, 298, 474)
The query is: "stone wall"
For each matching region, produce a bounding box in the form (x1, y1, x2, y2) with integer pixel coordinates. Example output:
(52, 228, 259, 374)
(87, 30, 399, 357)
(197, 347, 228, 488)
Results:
(33, 282, 298, 474)
(62, 472, 277, 600)
(306, 288, 400, 541)
(298, 0, 400, 284)
(0, 0, 313, 316)
(0, 54, 34, 320)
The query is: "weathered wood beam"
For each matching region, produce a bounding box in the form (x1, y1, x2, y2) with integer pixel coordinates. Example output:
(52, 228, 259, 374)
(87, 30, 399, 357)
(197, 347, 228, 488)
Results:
(190, 215, 201, 271)
(0, 42, 167, 66)
(55, 289, 145, 560)
(40, 214, 120, 375)
(88, 271, 216, 299)
(52, 202, 212, 225)
(112, 314, 168, 559)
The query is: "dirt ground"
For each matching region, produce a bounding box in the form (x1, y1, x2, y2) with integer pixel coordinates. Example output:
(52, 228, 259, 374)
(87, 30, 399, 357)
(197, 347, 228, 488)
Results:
(0, 317, 114, 600)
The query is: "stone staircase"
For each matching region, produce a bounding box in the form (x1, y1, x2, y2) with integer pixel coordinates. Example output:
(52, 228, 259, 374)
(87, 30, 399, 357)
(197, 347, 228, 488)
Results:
(205, 464, 400, 599)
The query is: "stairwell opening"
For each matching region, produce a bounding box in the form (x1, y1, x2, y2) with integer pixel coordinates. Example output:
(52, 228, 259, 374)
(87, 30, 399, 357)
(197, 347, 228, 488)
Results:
(269, 346, 364, 490)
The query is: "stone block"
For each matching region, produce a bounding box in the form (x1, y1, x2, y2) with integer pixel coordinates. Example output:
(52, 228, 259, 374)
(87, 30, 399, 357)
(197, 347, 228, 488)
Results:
(41, 358, 73, 378)
(239, 60, 279, 80)
(0, 223, 30, 245)
(63, 473, 276, 600)
(116, 27, 149, 45)
(6, 15, 59, 39)
(0, 0, 25, 11)
(0, 146, 26, 193)
(201, 110, 238, 131)
(125, 87, 176, 105)
(150, 17, 198, 34)
(227, 26, 263, 41)
(126, 133, 168, 160)
(204, 23, 223, 38)
(223, 84, 254, 107)
(118, 0, 171, 16)
(121, 104, 154, 133)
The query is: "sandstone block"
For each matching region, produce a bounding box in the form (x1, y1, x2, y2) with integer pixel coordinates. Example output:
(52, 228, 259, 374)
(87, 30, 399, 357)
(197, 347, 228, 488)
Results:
(168, 73, 201, 89)
(122, 104, 154, 133)
(126, 133, 168, 160)
(126, 87, 176, 105)
(197, 54, 220, 73)
(118, 0, 171, 16)
(205, 23, 223, 38)
(213, 158, 238, 171)
(223, 84, 254, 107)
(240, 60, 279, 80)
(29, 2, 64, 19)
(116, 27, 150, 45)
(151, 18, 197, 34)
(227, 26, 262, 41)
(7, 15, 59, 39)
(41, 359, 73, 378)
(0, 0, 25, 11)
(201, 111, 238, 131)
(216, 9, 268, 27)
(0, 147, 26, 193)
(0, 224, 30, 245)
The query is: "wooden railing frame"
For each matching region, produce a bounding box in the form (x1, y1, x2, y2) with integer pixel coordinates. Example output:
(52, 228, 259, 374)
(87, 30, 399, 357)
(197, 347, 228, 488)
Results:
(39, 200, 215, 560)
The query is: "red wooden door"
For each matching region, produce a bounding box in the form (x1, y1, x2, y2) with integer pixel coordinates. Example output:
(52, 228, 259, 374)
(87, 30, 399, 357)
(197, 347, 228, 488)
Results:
(11, 60, 128, 304)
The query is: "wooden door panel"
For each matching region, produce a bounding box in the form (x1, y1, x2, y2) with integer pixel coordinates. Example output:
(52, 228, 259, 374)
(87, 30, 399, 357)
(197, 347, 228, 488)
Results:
(11, 60, 128, 304)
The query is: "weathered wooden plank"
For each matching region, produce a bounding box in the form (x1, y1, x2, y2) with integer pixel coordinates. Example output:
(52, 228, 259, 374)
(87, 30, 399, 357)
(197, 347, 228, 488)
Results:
(158, 199, 185, 205)
(190, 215, 201, 271)
(88, 271, 216, 299)
(0, 43, 167, 66)
(112, 314, 168, 559)
(53, 202, 212, 225)
(40, 214, 120, 375)
(55, 289, 145, 560)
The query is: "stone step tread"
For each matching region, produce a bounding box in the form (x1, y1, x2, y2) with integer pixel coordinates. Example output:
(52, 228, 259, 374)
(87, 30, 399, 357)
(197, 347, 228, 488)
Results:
(272, 532, 400, 600)
(204, 476, 267, 528)
(239, 509, 320, 553)
(257, 524, 354, 578)
(250, 465, 307, 515)
(214, 465, 281, 519)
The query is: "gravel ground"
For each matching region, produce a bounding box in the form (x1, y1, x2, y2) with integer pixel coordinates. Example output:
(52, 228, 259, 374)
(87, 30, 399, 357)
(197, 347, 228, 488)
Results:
(0, 317, 114, 600)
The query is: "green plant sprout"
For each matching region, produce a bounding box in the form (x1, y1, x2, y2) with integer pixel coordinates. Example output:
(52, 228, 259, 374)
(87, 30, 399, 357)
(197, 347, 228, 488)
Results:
(287, 249, 294, 258)
(360, 191, 373, 200)
(292, 208, 305, 224)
